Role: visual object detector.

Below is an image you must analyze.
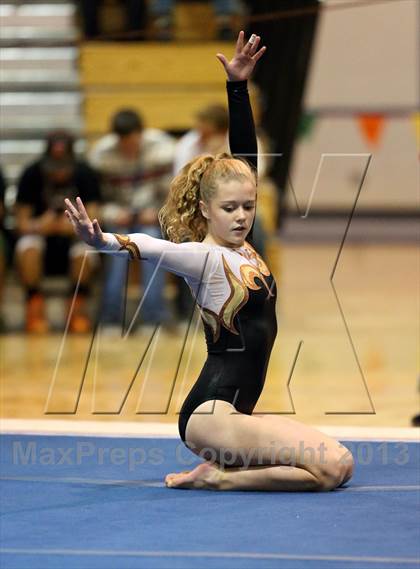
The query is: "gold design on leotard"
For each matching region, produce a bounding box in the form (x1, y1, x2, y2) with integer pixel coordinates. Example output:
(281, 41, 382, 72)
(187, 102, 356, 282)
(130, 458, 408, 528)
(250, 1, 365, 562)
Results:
(239, 264, 261, 290)
(220, 255, 249, 334)
(113, 234, 141, 260)
(199, 250, 275, 343)
(201, 307, 221, 342)
(198, 256, 249, 342)
(241, 242, 274, 298)
(239, 263, 274, 298)
(243, 242, 270, 276)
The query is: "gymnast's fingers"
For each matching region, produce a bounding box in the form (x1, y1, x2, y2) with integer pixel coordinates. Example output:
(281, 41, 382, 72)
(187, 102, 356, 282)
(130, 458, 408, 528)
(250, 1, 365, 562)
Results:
(64, 198, 80, 220)
(248, 35, 261, 56)
(243, 33, 257, 55)
(76, 196, 90, 221)
(252, 45, 267, 63)
(235, 30, 245, 55)
(92, 218, 103, 237)
(64, 209, 78, 230)
(216, 52, 229, 71)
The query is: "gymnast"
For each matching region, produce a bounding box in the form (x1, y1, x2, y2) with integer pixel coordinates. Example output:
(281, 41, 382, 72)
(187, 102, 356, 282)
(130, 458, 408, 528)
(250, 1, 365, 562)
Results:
(65, 32, 354, 491)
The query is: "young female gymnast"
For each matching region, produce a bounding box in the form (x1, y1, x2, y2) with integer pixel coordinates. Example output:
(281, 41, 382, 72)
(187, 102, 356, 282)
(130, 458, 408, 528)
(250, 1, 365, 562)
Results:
(65, 32, 354, 492)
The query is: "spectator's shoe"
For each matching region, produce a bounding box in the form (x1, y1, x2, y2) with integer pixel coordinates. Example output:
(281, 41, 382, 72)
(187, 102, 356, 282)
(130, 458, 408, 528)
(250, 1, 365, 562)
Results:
(68, 296, 91, 334)
(26, 294, 49, 334)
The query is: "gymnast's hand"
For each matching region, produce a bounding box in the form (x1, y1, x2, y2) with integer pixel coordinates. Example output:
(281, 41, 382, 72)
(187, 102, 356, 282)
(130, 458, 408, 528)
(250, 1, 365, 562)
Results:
(64, 196, 106, 249)
(216, 30, 266, 82)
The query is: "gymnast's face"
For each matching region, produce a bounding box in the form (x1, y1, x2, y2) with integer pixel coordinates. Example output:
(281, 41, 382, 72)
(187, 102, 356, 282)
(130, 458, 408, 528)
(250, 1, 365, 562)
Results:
(200, 178, 256, 248)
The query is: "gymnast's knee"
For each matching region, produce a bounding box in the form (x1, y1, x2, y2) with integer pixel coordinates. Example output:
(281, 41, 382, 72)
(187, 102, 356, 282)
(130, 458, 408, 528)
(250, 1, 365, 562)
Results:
(316, 449, 354, 492)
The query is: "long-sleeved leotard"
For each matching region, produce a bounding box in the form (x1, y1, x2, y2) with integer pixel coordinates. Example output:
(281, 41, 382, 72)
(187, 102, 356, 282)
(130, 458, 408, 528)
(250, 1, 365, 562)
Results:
(100, 81, 277, 444)
(227, 79, 257, 172)
(227, 79, 258, 242)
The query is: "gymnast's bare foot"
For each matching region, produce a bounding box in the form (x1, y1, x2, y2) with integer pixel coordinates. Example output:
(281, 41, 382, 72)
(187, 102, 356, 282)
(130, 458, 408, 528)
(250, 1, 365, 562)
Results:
(165, 462, 224, 490)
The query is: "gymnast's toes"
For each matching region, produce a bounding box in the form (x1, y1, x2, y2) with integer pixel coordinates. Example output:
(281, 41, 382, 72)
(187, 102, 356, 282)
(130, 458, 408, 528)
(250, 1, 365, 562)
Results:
(165, 463, 223, 490)
(165, 471, 192, 487)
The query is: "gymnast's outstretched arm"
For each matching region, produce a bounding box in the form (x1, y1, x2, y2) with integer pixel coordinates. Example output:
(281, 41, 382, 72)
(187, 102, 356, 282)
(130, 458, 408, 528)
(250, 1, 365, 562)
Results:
(64, 197, 211, 282)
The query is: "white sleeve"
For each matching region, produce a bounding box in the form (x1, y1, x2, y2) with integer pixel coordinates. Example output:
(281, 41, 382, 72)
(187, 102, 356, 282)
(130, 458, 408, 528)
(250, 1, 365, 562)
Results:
(88, 134, 114, 170)
(173, 131, 200, 175)
(100, 232, 214, 282)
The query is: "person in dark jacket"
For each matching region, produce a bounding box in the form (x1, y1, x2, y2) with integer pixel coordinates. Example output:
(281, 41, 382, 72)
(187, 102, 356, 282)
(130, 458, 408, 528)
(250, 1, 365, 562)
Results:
(15, 130, 101, 333)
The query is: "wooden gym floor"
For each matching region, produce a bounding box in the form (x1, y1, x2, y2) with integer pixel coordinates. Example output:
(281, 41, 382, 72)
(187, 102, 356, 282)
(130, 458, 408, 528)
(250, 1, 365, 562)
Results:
(1, 243, 418, 428)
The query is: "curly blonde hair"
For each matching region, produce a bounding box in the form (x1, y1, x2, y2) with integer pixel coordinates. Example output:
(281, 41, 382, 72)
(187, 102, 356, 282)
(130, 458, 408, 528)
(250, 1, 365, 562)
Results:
(159, 153, 256, 243)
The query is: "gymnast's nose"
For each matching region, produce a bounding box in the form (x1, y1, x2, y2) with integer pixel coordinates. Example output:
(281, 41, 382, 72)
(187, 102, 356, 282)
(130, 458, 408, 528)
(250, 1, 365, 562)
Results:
(236, 208, 247, 222)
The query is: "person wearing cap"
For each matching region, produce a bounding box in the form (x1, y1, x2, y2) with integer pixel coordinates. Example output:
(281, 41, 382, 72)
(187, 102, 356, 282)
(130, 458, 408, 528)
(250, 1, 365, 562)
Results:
(14, 130, 101, 334)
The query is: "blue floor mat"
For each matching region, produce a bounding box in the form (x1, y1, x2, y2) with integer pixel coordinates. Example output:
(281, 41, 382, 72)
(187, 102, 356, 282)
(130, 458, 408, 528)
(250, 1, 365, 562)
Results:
(1, 435, 419, 569)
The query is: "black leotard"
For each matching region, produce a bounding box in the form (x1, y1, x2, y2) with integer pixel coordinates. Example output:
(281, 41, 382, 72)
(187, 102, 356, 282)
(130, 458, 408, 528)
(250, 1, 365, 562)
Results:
(101, 81, 278, 444)
(177, 241, 277, 444)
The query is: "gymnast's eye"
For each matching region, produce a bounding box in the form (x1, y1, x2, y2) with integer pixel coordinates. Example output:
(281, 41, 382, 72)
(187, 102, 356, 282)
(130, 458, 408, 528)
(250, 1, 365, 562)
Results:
(222, 204, 254, 213)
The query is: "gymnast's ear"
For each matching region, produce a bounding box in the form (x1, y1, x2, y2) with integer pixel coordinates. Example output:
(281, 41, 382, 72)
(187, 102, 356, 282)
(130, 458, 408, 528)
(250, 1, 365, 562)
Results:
(199, 199, 210, 220)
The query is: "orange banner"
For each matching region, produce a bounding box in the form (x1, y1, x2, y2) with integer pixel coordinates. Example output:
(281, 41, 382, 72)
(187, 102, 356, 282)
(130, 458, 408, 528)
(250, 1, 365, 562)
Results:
(357, 114, 385, 147)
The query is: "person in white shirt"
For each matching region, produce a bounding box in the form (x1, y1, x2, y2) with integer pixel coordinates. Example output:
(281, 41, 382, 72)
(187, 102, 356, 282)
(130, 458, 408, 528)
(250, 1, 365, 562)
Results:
(173, 104, 229, 176)
(89, 109, 175, 327)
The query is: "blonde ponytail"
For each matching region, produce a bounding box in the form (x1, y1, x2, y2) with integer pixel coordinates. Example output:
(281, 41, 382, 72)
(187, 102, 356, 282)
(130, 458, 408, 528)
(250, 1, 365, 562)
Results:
(159, 153, 256, 243)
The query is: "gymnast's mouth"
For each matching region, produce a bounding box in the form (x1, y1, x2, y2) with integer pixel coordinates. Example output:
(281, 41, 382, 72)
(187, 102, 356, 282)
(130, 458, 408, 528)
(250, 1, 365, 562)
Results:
(232, 226, 246, 232)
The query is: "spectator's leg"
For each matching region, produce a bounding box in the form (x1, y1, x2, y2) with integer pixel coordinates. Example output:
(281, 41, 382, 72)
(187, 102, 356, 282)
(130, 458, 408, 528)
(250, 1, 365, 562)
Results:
(15, 235, 48, 333)
(134, 224, 170, 326)
(79, 0, 102, 39)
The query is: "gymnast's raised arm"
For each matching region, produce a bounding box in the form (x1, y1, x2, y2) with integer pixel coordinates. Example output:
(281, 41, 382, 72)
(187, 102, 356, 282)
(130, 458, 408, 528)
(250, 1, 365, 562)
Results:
(64, 197, 210, 281)
(216, 31, 266, 173)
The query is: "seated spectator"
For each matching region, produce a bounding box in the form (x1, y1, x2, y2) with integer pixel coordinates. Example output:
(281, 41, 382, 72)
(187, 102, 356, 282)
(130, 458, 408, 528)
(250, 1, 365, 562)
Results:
(79, 0, 147, 40)
(174, 104, 229, 175)
(14, 131, 101, 334)
(89, 109, 175, 329)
